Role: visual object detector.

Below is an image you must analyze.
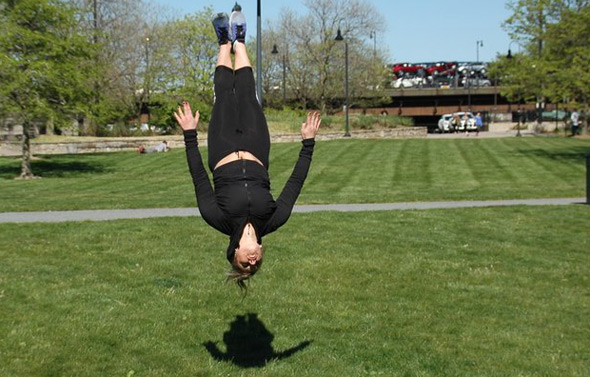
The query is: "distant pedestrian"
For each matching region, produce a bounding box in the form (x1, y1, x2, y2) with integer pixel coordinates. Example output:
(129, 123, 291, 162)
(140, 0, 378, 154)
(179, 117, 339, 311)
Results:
(475, 112, 483, 136)
(463, 113, 469, 136)
(451, 114, 460, 133)
(571, 109, 580, 136)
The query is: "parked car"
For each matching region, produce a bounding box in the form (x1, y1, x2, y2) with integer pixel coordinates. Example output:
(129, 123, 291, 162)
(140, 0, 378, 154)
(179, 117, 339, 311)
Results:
(438, 114, 454, 132)
(461, 78, 492, 87)
(392, 77, 427, 89)
(458, 63, 488, 76)
(393, 62, 427, 76)
(541, 110, 568, 121)
(427, 61, 457, 76)
(431, 75, 456, 88)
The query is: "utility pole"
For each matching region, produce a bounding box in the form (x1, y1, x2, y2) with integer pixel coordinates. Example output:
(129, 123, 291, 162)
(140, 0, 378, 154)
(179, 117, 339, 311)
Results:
(256, 0, 262, 105)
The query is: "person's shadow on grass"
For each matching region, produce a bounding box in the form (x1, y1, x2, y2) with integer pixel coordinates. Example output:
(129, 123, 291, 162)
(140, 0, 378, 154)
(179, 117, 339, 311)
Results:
(203, 313, 312, 368)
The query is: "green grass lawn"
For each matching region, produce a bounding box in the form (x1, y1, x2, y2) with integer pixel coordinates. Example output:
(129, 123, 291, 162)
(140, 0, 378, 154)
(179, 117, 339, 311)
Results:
(0, 206, 588, 376)
(1, 137, 589, 212)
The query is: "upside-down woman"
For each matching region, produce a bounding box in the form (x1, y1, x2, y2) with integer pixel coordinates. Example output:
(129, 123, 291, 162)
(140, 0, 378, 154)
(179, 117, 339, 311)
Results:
(174, 5, 321, 288)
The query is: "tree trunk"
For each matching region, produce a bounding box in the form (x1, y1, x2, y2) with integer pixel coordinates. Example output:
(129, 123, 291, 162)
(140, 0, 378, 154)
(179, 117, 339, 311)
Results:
(19, 121, 35, 179)
(46, 115, 54, 135)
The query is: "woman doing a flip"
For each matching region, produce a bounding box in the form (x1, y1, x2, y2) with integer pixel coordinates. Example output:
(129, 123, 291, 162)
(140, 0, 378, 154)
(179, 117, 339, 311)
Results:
(174, 4, 321, 288)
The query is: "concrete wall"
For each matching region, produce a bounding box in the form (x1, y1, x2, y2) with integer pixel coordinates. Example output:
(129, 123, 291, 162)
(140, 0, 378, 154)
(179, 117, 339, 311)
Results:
(0, 127, 427, 157)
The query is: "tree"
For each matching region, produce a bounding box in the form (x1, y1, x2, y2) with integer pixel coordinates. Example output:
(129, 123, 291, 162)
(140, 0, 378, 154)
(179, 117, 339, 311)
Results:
(148, 8, 219, 129)
(544, 4, 590, 116)
(73, 0, 166, 135)
(0, 0, 94, 178)
(497, 0, 590, 127)
(264, 0, 387, 113)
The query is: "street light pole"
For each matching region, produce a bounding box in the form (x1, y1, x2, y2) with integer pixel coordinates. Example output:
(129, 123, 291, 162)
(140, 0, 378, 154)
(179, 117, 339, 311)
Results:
(145, 36, 150, 124)
(335, 28, 350, 137)
(283, 52, 287, 104)
(476, 40, 483, 63)
(369, 30, 376, 61)
(507, 45, 522, 137)
(271, 44, 287, 104)
(467, 70, 472, 112)
(256, 0, 262, 105)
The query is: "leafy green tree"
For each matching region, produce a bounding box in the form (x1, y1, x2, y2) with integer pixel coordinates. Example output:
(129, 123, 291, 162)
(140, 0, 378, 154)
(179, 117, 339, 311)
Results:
(0, 0, 94, 178)
(496, 0, 590, 127)
(544, 4, 590, 110)
(147, 8, 218, 131)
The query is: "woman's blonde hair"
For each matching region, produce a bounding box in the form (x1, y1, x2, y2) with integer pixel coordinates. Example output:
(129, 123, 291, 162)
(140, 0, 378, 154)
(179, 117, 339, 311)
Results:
(226, 246, 264, 291)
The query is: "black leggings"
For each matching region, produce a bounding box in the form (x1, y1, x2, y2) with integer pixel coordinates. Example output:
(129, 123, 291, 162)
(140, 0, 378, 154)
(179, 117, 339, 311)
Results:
(208, 66, 270, 171)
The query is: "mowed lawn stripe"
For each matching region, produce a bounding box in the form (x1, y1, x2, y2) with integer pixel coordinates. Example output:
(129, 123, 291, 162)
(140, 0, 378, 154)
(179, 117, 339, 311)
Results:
(473, 139, 518, 184)
(515, 138, 582, 185)
(452, 138, 480, 189)
(426, 139, 467, 197)
(392, 139, 412, 185)
(415, 138, 433, 189)
(1, 137, 589, 211)
(535, 137, 588, 178)
(339, 139, 389, 200)
(298, 139, 357, 200)
(493, 138, 538, 186)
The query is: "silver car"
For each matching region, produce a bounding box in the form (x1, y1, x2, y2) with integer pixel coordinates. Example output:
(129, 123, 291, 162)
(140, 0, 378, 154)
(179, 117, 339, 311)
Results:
(461, 78, 491, 87)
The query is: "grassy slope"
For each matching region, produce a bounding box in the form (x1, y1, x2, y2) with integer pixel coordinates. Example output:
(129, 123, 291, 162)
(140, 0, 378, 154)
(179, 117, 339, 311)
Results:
(0, 137, 589, 212)
(0, 206, 589, 376)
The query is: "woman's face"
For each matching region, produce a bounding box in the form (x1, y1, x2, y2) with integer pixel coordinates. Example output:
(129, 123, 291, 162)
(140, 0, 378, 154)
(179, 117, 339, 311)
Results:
(234, 243, 263, 273)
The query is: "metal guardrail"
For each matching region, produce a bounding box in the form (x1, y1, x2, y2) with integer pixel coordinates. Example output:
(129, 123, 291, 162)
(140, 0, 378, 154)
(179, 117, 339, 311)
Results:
(383, 86, 498, 97)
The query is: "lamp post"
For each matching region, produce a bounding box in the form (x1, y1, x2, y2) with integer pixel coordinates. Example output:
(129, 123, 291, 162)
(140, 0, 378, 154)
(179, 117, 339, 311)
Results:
(335, 28, 351, 137)
(144, 36, 150, 124)
(256, 0, 262, 105)
(271, 44, 287, 104)
(507, 45, 522, 137)
(467, 70, 472, 112)
(507, 40, 521, 60)
(369, 30, 376, 61)
(476, 40, 483, 63)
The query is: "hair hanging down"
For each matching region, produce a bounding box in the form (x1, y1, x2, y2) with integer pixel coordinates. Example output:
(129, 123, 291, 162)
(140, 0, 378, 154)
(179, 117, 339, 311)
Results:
(226, 245, 265, 291)
(226, 263, 261, 291)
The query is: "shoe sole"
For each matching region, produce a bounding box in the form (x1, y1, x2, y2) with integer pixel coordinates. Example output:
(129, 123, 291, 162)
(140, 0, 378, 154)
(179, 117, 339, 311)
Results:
(212, 13, 231, 43)
(229, 12, 246, 42)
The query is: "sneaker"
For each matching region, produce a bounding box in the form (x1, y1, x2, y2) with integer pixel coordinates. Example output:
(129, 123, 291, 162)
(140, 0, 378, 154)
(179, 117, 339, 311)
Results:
(229, 2, 246, 44)
(212, 12, 230, 45)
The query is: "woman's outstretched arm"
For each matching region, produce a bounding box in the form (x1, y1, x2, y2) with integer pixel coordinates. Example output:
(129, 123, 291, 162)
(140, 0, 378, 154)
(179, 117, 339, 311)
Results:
(175, 102, 232, 235)
(264, 112, 321, 234)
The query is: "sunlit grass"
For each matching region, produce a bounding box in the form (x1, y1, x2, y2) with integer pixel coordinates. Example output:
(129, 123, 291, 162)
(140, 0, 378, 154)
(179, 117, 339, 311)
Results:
(0, 205, 588, 376)
(1, 137, 588, 212)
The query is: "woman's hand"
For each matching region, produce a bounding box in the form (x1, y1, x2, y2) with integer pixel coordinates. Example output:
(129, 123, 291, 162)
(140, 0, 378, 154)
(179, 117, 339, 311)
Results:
(174, 101, 199, 131)
(301, 111, 321, 140)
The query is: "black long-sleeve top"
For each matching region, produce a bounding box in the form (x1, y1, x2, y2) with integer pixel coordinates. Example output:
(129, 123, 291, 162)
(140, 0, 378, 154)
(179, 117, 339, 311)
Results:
(183, 129, 315, 262)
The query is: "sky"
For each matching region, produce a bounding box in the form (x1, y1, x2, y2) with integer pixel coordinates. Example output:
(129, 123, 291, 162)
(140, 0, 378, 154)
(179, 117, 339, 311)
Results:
(155, 0, 514, 63)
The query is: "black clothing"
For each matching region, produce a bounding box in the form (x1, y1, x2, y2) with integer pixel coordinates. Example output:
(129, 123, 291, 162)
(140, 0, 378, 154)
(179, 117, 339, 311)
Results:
(208, 66, 270, 171)
(184, 130, 315, 262)
(183, 67, 315, 263)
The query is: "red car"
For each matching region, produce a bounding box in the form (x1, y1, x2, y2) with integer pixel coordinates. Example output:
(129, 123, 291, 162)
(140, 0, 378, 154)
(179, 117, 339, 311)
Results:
(427, 61, 457, 76)
(393, 63, 426, 76)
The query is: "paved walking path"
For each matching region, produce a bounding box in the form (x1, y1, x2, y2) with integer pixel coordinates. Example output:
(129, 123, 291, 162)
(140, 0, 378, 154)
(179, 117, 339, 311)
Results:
(0, 197, 585, 224)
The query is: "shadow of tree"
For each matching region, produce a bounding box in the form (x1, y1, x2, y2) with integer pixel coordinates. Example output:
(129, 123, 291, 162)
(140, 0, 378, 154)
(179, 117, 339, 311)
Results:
(203, 313, 312, 368)
(513, 146, 590, 162)
(0, 157, 109, 179)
